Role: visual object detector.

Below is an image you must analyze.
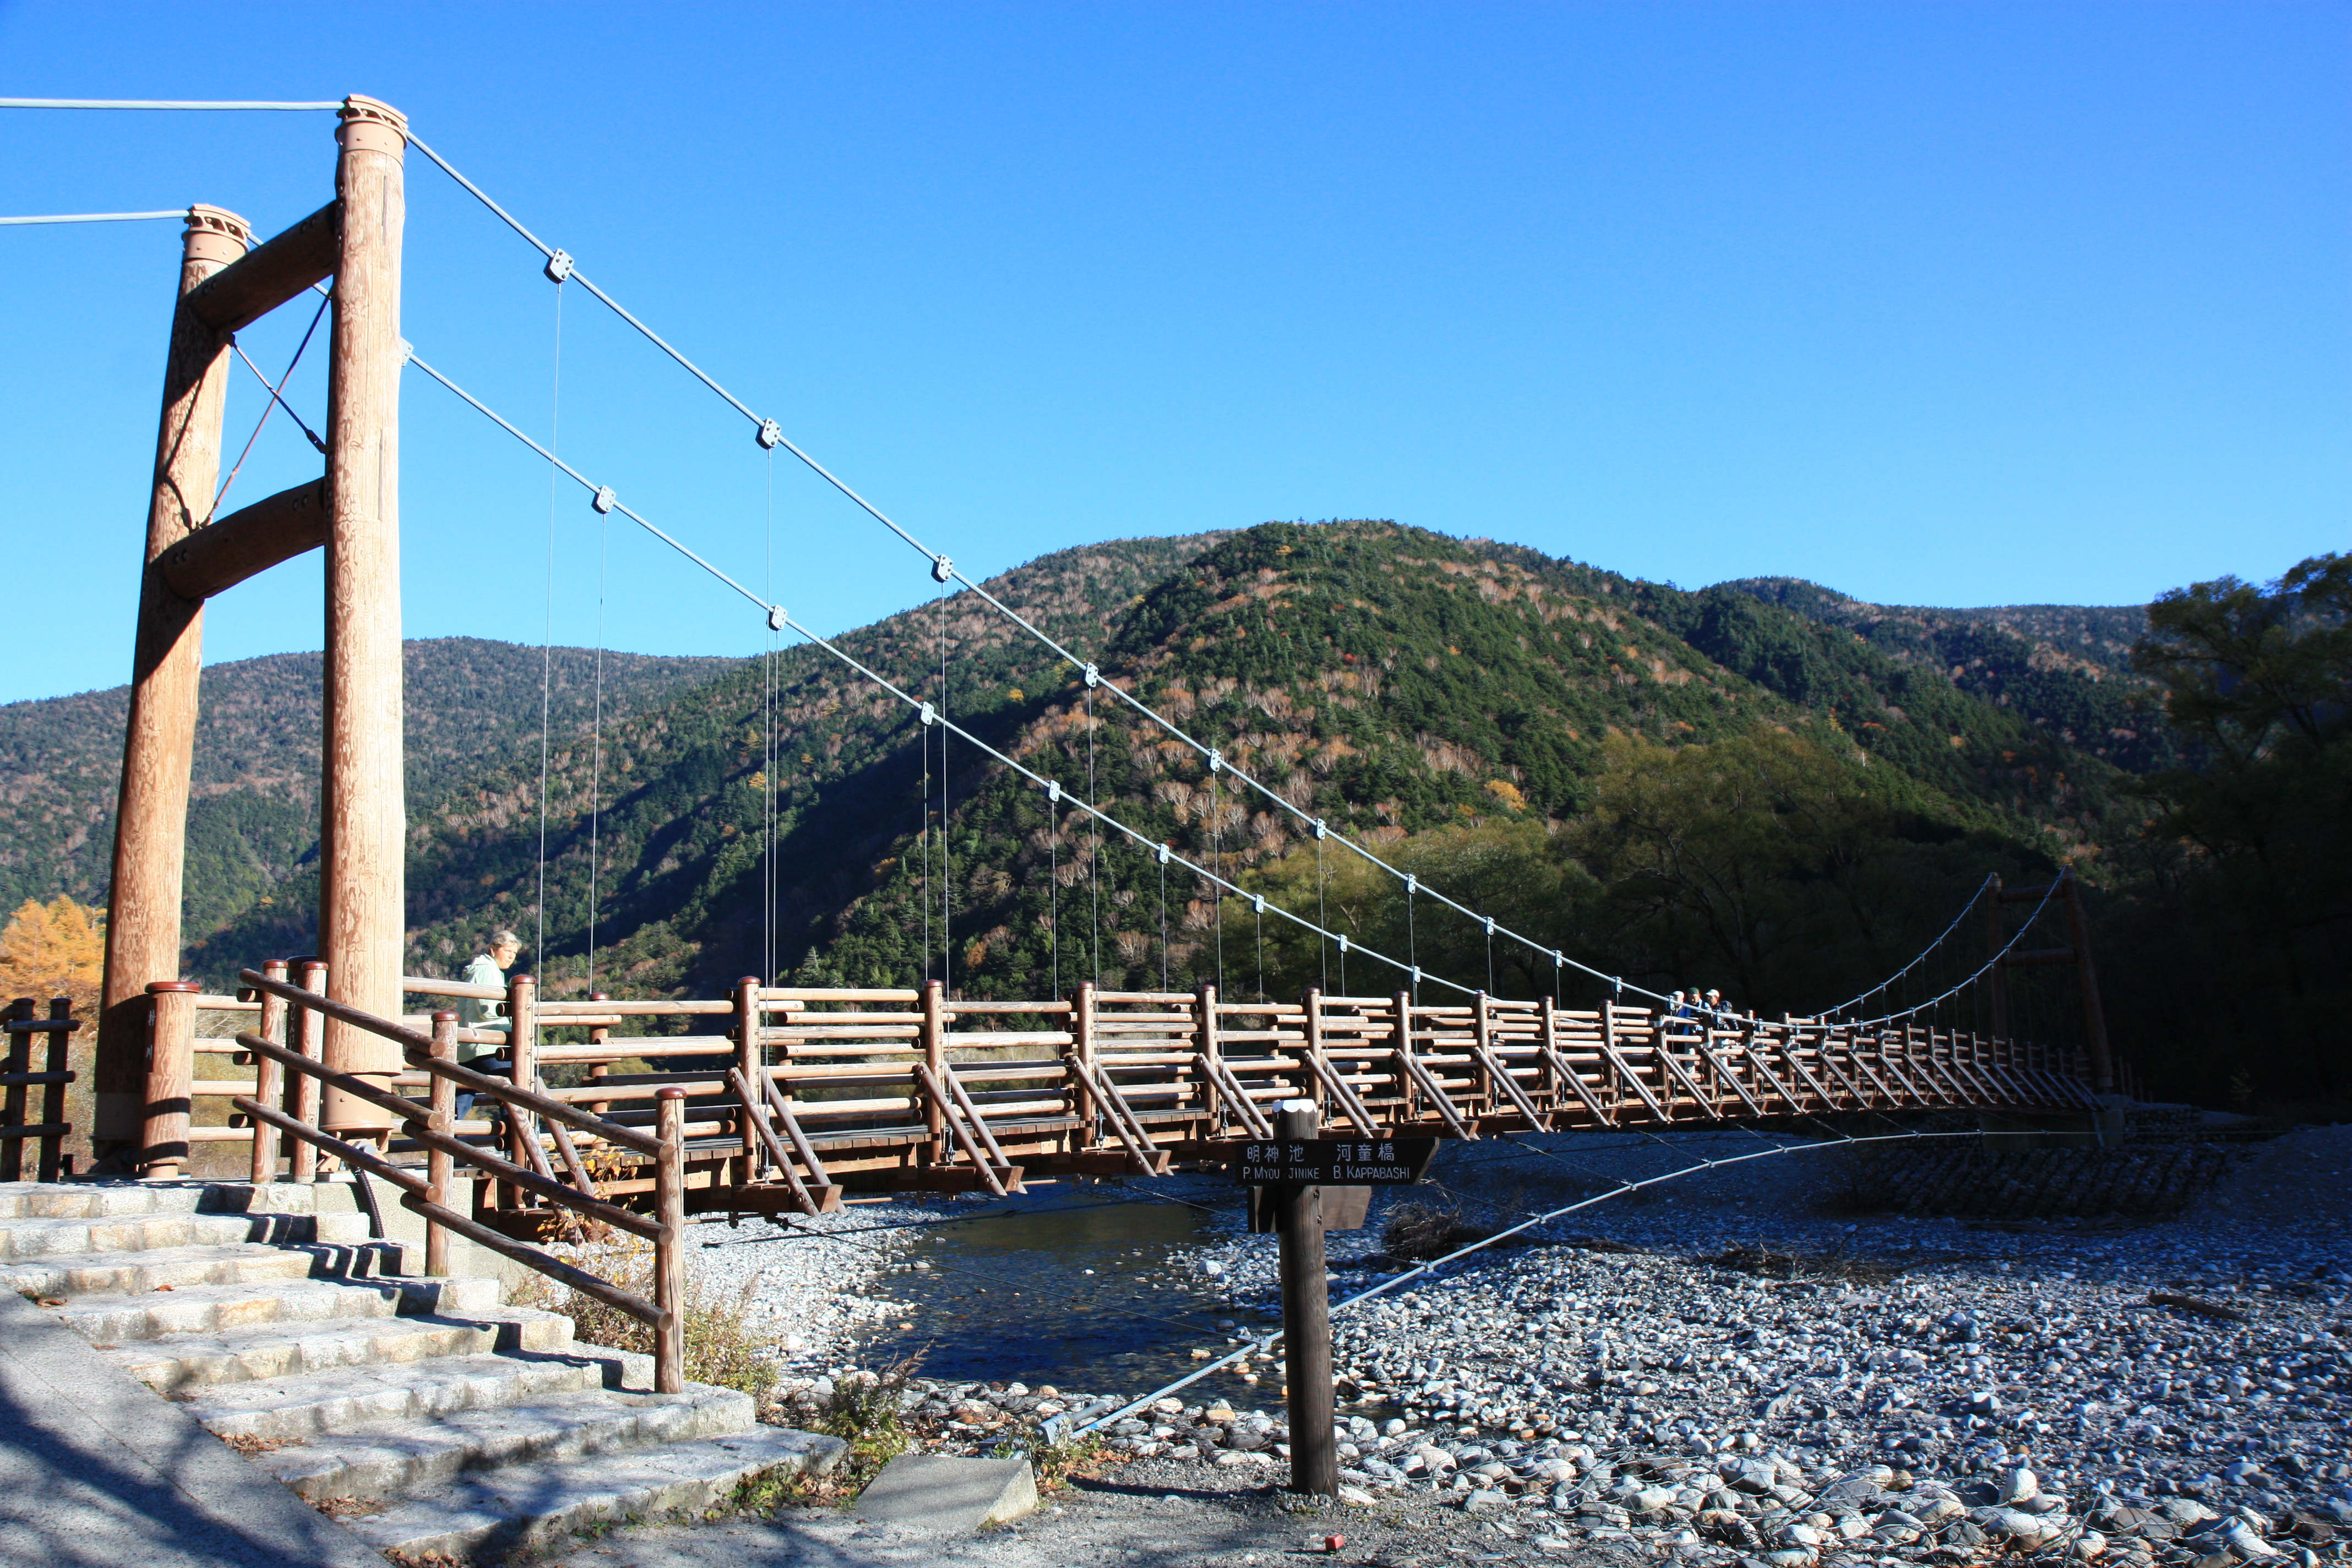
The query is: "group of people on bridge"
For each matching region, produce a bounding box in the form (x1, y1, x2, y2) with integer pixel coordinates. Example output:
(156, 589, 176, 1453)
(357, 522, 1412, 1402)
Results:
(1668, 987, 1747, 1031)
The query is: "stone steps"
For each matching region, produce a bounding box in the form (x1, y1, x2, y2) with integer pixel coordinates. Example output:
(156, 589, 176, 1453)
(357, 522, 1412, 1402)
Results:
(0, 1208, 372, 1260)
(0, 1180, 208, 1219)
(256, 1384, 755, 1501)
(1, 1239, 320, 1297)
(54, 1273, 501, 1341)
(4, 1175, 844, 1556)
(102, 1305, 578, 1392)
(187, 1349, 623, 1442)
(339, 1427, 843, 1559)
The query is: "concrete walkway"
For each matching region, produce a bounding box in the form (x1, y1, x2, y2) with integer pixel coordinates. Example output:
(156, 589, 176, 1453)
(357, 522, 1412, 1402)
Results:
(0, 1290, 382, 1568)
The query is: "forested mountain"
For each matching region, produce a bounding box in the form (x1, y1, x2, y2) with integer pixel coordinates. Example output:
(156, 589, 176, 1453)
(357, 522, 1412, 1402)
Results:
(11, 522, 2340, 1109)
(178, 522, 2118, 1015)
(0, 640, 736, 934)
(1720, 576, 2175, 772)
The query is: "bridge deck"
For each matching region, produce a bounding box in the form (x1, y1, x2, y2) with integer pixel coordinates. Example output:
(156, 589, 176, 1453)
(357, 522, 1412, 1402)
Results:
(174, 978, 2097, 1221)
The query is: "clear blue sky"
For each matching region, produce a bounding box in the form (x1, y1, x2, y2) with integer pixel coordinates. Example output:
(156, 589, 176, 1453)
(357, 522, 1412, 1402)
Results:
(2, 2, 2343, 705)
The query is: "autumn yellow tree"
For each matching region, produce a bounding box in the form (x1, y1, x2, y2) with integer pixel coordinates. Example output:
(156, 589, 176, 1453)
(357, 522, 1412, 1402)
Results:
(0, 896, 106, 1017)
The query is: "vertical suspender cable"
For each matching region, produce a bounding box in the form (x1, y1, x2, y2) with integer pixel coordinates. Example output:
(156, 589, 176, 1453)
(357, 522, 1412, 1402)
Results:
(1211, 764, 1224, 995)
(1407, 879, 1418, 1004)
(533, 276, 566, 980)
(1086, 685, 1099, 988)
(931, 587, 940, 992)
(763, 448, 776, 987)
(919, 700, 932, 987)
(1049, 790, 1059, 997)
(1255, 897, 1265, 1005)
(1317, 829, 1328, 993)
(585, 422, 608, 995)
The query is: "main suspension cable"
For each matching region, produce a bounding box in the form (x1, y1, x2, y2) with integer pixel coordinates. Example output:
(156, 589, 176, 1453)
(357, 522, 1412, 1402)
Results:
(1813, 873, 1995, 1023)
(1845, 875, 2064, 1030)
(400, 134, 1667, 1007)
(0, 209, 188, 224)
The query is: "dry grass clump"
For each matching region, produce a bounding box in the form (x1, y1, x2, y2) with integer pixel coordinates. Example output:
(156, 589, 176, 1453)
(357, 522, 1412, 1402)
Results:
(1379, 1200, 1506, 1262)
(1709, 1240, 1902, 1285)
(516, 1235, 780, 1407)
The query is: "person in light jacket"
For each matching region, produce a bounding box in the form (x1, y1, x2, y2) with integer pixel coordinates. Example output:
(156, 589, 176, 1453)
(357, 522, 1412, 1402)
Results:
(454, 929, 521, 1119)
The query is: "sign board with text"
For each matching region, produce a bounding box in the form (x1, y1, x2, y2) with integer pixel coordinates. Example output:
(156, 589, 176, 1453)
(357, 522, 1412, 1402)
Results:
(1215, 1137, 1439, 1186)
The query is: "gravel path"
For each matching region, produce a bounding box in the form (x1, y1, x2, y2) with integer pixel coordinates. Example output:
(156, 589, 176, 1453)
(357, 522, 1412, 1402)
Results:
(549, 1125, 2352, 1568)
(686, 1201, 952, 1369)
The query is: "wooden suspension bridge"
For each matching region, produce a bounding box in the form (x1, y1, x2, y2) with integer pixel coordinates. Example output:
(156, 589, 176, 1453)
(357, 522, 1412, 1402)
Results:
(2, 93, 2120, 1399)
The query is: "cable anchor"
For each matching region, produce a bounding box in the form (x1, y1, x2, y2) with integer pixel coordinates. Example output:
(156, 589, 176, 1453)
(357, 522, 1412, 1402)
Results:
(592, 486, 617, 514)
(767, 605, 788, 632)
(930, 554, 954, 584)
(1156, 843, 1172, 865)
(919, 701, 937, 727)
(1047, 780, 1062, 803)
(756, 418, 783, 450)
(1207, 749, 1223, 774)
(543, 249, 573, 284)
(1313, 818, 1327, 840)
(1082, 662, 1100, 688)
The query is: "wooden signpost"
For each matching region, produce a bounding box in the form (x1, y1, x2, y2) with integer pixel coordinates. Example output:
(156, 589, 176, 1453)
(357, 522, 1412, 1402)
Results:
(1222, 1103, 1438, 1496)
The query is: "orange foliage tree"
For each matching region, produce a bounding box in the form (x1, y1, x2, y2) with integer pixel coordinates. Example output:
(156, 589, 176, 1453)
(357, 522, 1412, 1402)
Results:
(0, 896, 106, 1017)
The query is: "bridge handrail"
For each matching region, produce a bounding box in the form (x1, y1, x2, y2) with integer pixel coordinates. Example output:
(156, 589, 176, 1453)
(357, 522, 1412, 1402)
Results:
(233, 969, 688, 1393)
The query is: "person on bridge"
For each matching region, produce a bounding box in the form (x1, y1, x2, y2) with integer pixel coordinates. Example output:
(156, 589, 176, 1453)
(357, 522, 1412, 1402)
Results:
(454, 929, 521, 1120)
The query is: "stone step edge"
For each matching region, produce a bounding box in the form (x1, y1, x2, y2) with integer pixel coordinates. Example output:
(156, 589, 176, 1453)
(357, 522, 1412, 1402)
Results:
(0, 1242, 320, 1293)
(100, 1306, 582, 1388)
(43, 1272, 504, 1337)
(341, 1426, 850, 1559)
(257, 1384, 756, 1501)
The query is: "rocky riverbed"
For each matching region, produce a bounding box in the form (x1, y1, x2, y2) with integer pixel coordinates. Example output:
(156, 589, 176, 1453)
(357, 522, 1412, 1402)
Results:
(738, 1125, 2352, 1567)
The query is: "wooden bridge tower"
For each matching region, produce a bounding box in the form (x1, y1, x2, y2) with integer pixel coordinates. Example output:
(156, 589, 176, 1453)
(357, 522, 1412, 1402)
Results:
(1984, 868, 2115, 1094)
(95, 95, 410, 1172)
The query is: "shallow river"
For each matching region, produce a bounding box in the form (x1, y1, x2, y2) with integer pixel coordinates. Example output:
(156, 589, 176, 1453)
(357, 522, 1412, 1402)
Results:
(842, 1191, 1285, 1393)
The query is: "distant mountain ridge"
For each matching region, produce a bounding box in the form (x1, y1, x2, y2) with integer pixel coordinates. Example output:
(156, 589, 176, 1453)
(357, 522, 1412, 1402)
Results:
(1, 528, 2161, 1001)
(1717, 576, 2173, 772)
(0, 639, 739, 933)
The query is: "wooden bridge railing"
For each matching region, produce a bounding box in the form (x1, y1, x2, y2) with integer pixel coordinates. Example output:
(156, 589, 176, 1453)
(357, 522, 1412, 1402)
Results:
(120, 960, 2099, 1229)
(351, 971, 2100, 1219)
(2, 997, 79, 1180)
(227, 968, 690, 1394)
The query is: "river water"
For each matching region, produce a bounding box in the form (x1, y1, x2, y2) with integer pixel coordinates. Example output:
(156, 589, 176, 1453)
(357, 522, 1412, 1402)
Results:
(842, 1189, 1287, 1394)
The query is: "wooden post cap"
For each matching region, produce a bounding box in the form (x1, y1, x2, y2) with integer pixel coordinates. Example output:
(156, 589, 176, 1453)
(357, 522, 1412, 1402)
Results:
(655, 1086, 688, 1101)
(145, 980, 203, 994)
(432, 1010, 459, 1023)
(337, 95, 409, 154)
(590, 993, 609, 1001)
(182, 204, 252, 266)
(738, 976, 762, 987)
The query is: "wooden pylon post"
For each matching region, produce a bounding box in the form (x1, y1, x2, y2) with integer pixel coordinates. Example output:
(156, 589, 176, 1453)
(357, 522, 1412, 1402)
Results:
(2059, 870, 2115, 1093)
(318, 95, 409, 1130)
(92, 205, 252, 1168)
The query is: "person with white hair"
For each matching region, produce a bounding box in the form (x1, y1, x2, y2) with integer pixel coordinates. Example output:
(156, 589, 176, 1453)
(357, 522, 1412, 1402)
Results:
(454, 928, 522, 1119)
